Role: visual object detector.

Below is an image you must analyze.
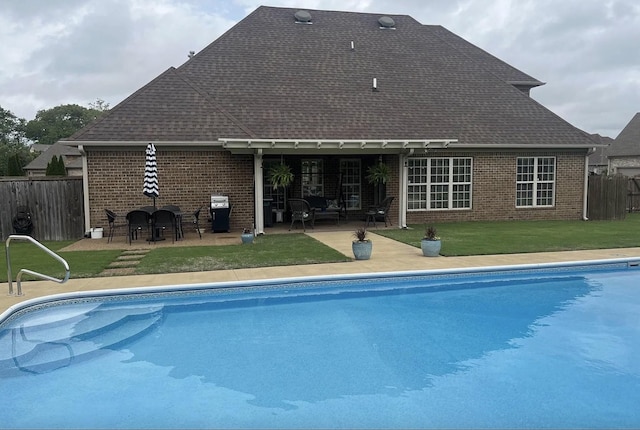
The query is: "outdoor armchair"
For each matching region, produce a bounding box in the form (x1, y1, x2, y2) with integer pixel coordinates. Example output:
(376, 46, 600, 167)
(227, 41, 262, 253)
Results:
(367, 196, 394, 227)
(126, 210, 151, 244)
(105, 209, 127, 243)
(288, 198, 315, 232)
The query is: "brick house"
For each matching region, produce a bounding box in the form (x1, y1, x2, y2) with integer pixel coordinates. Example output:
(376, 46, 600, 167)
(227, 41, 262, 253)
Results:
(65, 6, 601, 234)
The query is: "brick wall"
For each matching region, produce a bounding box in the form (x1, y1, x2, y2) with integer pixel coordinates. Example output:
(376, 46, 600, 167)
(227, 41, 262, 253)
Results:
(88, 149, 254, 232)
(89, 148, 586, 231)
(406, 151, 586, 224)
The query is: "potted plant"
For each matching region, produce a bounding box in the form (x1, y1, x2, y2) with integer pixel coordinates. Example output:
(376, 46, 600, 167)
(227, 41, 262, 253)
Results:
(352, 227, 372, 260)
(421, 225, 441, 257)
(366, 161, 390, 205)
(267, 162, 294, 190)
(241, 228, 254, 244)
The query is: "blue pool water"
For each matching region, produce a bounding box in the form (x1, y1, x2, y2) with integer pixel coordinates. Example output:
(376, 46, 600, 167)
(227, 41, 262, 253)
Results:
(1, 261, 640, 428)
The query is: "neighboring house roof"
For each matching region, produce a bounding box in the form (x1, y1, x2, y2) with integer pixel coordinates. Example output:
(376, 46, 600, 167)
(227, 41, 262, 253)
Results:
(588, 133, 614, 166)
(29, 143, 51, 153)
(67, 6, 596, 149)
(24, 141, 82, 172)
(608, 112, 640, 157)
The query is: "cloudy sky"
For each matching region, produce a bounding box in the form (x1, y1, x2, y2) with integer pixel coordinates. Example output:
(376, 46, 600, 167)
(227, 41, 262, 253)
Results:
(1, 0, 638, 138)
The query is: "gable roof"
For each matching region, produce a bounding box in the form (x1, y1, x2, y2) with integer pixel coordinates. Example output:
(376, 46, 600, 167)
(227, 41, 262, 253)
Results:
(608, 113, 640, 157)
(68, 6, 596, 149)
(24, 141, 82, 171)
(588, 133, 614, 166)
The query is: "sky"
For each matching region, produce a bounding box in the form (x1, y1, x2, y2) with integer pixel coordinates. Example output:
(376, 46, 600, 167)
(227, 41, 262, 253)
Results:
(1, 0, 638, 138)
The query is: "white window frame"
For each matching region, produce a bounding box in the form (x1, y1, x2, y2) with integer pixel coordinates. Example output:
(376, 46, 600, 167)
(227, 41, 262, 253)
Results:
(407, 157, 473, 211)
(340, 159, 361, 210)
(516, 156, 556, 208)
(301, 159, 323, 197)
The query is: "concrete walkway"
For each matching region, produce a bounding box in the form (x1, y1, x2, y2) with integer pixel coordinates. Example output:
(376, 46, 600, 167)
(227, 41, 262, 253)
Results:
(2, 230, 640, 314)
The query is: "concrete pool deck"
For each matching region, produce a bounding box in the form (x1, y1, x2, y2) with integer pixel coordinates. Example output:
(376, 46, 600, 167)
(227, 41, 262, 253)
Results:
(2, 230, 640, 314)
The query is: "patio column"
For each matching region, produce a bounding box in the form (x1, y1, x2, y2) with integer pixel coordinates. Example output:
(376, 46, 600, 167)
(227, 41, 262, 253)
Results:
(398, 152, 408, 228)
(254, 151, 264, 235)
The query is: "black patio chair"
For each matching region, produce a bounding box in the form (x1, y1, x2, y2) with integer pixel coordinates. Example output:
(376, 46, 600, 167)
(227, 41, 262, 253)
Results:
(367, 196, 394, 227)
(152, 209, 178, 243)
(126, 210, 151, 244)
(105, 209, 127, 243)
(160, 205, 183, 239)
(288, 198, 315, 232)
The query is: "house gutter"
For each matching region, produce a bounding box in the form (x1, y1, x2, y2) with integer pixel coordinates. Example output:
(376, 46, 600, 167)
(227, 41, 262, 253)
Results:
(583, 147, 597, 221)
(78, 145, 91, 234)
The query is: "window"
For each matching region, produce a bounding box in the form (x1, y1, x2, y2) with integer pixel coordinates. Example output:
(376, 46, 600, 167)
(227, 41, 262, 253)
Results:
(407, 157, 472, 210)
(340, 159, 361, 210)
(516, 157, 555, 207)
(301, 159, 323, 197)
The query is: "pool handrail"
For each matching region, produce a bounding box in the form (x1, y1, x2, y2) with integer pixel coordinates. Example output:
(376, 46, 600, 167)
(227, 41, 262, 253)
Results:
(5, 235, 70, 297)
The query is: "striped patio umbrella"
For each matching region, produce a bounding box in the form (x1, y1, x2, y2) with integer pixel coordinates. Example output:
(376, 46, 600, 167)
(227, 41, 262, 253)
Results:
(143, 143, 159, 208)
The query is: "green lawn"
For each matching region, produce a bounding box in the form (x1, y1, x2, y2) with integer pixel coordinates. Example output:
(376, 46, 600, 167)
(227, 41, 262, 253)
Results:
(1, 233, 350, 280)
(2, 214, 639, 280)
(376, 213, 640, 256)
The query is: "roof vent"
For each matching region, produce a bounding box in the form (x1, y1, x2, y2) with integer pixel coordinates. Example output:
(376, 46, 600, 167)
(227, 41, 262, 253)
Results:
(294, 10, 312, 24)
(378, 16, 395, 29)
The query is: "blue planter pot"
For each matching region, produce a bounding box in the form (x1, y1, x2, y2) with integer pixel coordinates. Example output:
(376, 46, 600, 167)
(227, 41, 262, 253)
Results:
(241, 233, 254, 244)
(421, 239, 441, 257)
(352, 240, 372, 260)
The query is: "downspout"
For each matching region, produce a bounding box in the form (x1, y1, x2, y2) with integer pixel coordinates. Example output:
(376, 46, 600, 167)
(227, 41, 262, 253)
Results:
(78, 145, 91, 233)
(583, 147, 596, 221)
(254, 150, 264, 235)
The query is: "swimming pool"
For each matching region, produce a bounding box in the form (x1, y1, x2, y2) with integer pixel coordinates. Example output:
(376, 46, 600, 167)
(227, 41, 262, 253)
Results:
(1, 259, 639, 428)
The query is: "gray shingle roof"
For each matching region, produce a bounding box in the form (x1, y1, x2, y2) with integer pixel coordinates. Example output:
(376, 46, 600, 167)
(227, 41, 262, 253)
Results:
(24, 141, 82, 170)
(69, 5, 595, 147)
(608, 113, 640, 157)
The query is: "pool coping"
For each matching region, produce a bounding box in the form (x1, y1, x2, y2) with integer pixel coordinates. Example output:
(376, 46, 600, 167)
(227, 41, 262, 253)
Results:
(3, 256, 640, 326)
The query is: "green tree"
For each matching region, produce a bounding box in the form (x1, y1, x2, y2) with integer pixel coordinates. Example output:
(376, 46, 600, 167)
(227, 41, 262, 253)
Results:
(25, 103, 106, 145)
(0, 106, 32, 176)
(46, 155, 67, 176)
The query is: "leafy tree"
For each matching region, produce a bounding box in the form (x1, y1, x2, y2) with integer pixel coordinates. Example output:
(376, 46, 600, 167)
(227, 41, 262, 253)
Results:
(7, 153, 24, 176)
(25, 103, 106, 145)
(0, 106, 32, 176)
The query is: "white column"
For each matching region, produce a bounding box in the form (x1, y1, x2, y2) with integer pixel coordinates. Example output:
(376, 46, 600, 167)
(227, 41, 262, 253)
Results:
(398, 153, 408, 228)
(79, 145, 91, 233)
(254, 151, 264, 234)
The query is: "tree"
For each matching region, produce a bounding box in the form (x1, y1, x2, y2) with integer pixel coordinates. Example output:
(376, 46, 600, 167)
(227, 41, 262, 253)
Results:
(46, 155, 67, 176)
(0, 105, 32, 176)
(25, 103, 106, 145)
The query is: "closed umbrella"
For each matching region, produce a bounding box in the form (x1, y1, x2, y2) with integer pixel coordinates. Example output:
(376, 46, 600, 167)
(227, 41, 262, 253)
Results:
(143, 143, 159, 208)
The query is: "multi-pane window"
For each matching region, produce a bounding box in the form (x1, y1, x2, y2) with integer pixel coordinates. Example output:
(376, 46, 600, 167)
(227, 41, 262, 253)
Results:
(301, 159, 323, 197)
(340, 159, 361, 210)
(263, 159, 287, 211)
(407, 157, 472, 210)
(516, 157, 555, 207)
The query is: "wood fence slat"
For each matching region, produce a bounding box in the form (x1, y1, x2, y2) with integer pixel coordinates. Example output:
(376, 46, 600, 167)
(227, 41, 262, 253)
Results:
(0, 177, 84, 241)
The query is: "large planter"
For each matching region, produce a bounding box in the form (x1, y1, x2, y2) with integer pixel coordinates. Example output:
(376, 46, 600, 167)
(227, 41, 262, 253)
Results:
(352, 240, 372, 260)
(421, 239, 441, 257)
(241, 233, 254, 244)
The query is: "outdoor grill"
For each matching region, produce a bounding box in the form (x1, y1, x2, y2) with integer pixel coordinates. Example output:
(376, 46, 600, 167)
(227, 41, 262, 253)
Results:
(210, 195, 231, 232)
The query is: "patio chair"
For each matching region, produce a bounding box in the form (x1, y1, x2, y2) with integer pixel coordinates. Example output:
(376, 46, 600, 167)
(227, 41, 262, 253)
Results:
(105, 209, 127, 243)
(126, 210, 151, 244)
(152, 209, 178, 243)
(367, 196, 394, 227)
(160, 205, 183, 239)
(288, 198, 315, 232)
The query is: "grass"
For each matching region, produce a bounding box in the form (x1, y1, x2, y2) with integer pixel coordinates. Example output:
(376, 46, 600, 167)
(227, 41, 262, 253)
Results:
(375, 213, 640, 256)
(1, 233, 350, 280)
(2, 214, 639, 281)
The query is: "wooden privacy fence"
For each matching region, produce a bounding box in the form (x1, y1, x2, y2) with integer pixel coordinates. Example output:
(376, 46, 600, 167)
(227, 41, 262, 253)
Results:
(0, 177, 84, 241)
(587, 175, 628, 220)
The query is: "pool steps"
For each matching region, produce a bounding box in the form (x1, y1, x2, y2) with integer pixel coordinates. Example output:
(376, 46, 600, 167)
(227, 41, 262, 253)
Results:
(0, 304, 163, 376)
